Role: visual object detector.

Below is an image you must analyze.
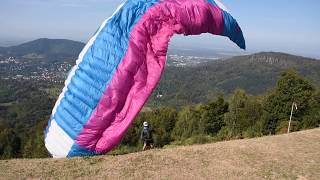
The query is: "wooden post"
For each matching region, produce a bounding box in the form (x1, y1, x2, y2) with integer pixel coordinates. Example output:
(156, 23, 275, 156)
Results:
(288, 102, 297, 134)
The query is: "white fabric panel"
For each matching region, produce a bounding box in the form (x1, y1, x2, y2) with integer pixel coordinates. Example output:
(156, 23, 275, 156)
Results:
(45, 120, 74, 158)
(214, 0, 230, 13)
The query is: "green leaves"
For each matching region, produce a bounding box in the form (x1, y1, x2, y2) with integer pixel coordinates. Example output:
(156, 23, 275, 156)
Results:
(0, 128, 21, 159)
(262, 70, 316, 134)
(198, 96, 228, 135)
(223, 89, 263, 138)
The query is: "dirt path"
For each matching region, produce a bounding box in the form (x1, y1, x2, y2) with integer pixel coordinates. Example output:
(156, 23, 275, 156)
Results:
(1, 128, 319, 180)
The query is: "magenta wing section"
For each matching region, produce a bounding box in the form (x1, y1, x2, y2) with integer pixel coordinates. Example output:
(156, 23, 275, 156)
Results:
(75, 0, 245, 154)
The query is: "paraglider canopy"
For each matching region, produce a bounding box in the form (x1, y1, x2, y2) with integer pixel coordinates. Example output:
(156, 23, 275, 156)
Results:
(45, 0, 245, 158)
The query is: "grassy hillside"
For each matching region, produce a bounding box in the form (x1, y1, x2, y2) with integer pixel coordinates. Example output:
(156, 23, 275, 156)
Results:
(1, 128, 319, 179)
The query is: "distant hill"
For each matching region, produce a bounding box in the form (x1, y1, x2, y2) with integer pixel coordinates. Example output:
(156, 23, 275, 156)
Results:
(151, 52, 320, 105)
(1, 38, 319, 106)
(1, 128, 319, 179)
(0, 38, 85, 61)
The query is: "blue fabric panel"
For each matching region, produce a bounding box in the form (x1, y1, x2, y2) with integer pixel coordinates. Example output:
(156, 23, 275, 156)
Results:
(206, 0, 245, 49)
(222, 11, 246, 49)
(67, 144, 97, 157)
(50, 0, 161, 155)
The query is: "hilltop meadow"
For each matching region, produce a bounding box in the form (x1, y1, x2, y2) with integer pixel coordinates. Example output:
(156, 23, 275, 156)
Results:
(1, 128, 319, 179)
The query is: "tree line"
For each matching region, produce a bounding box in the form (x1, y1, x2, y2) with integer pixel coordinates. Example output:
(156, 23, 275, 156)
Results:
(114, 70, 320, 154)
(0, 70, 319, 159)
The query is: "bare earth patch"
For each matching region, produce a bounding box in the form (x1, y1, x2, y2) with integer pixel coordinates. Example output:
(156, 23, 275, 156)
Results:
(1, 128, 319, 179)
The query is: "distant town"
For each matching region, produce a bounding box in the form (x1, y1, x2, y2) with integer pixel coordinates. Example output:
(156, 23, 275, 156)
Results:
(0, 54, 219, 84)
(0, 56, 72, 84)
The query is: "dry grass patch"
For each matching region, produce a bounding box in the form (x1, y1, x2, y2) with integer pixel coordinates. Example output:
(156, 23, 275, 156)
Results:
(0, 128, 319, 179)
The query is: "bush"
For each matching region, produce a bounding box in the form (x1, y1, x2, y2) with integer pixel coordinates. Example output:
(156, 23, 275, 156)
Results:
(216, 127, 234, 141)
(184, 135, 213, 145)
(276, 120, 299, 134)
(302, 114, 320, 129)
(243, 126, 263, 138)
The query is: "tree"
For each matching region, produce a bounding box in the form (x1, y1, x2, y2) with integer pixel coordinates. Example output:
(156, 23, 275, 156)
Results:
(223, 89, 248, 137)
(149, 107, 177, 147)
(221, 89, 263, 139)
(301, 89, 320, 129)
(198, 95, 228, 135)
(262, 70, 315, 134)
(0, 128, 21, 159)
(172, 106, 200, 140)
(22, 120, 49, 158)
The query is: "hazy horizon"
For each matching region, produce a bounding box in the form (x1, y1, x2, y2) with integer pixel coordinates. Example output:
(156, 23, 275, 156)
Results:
(1, 0, 320, 58)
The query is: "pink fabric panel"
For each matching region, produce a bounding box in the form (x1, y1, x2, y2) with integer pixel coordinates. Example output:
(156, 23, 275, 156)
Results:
(76, 0, 225, 154)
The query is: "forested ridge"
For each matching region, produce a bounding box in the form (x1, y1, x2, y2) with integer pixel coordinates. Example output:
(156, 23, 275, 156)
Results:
(150, 52, 320, 106)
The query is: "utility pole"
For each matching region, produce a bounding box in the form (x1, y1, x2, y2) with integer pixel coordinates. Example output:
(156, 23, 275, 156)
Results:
(288, 102, 298, 134)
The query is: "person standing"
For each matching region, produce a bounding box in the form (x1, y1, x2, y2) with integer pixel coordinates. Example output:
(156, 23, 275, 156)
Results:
(141, 121, 153, 151)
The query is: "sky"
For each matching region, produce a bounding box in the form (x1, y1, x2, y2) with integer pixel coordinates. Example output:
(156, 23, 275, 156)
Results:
(1, 0, 320, 58)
